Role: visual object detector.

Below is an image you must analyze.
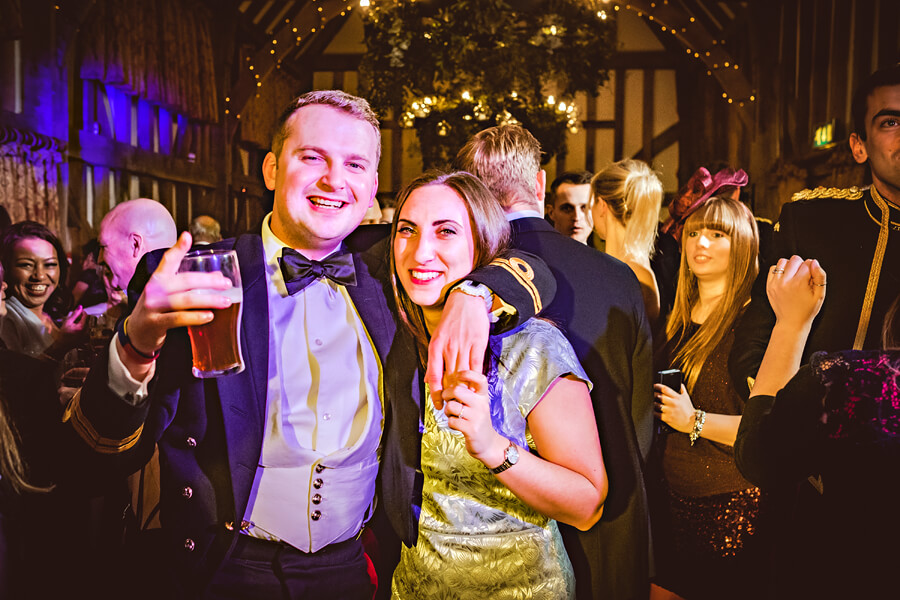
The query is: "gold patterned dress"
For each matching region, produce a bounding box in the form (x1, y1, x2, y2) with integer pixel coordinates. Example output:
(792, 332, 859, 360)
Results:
(391, 319, 589, 600)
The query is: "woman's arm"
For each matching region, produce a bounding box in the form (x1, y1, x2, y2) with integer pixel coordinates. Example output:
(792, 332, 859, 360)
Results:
(654, 383, 742, 446)
(443, 372, 607, 531)
(750, 256, 826, 397)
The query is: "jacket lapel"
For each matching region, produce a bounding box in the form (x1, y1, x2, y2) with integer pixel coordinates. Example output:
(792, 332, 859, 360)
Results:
(346, 249, 396, 359)
(215, 234, 269, 516)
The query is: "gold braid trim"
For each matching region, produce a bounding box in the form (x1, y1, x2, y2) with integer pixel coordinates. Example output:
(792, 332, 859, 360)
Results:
(489, 257, 541, 315)
(63, 387, 144, 454)
(854, 187, 890, 349)
(790, 186, 865, 202)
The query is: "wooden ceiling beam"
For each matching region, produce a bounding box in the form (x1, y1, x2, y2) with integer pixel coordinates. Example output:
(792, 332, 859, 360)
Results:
(622, 1, 754, 104)
(227, 0, 355, 131)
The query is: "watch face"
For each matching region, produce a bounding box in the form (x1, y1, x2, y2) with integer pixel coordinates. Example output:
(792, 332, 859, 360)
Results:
(507, 444, 519, 465)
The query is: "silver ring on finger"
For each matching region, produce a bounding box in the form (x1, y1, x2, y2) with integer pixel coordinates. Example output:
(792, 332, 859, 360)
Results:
(459, 406, 466, 419)
(772, 268, 785, 274)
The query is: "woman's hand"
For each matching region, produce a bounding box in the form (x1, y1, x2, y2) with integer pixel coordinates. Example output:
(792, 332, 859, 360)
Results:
(767, 255, 826, 329)
(440, 370, 508, 467)
(51, 306, 89, 349)
(654, 383, 695, 433)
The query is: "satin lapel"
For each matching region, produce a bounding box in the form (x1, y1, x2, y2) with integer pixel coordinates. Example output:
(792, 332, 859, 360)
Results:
(346, 250, 396, 360)
(215, 234, 269, 516)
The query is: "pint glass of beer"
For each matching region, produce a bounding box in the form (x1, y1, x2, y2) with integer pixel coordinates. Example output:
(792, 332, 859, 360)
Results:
(178, 248, 244, 378)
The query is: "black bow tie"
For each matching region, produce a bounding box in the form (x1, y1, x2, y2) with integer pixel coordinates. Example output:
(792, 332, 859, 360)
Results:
(278, 248, 357, 295)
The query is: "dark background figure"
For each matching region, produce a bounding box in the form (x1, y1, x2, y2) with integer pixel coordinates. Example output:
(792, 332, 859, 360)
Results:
(547, 171, 595, 246)
(189, 215, 223, 245)
(457, 125, 654, 600)
(70, 238, 108, 309)
(0, 206, 11, 239)
(735, 255, 898, 599)
(731, 63, 900, 600)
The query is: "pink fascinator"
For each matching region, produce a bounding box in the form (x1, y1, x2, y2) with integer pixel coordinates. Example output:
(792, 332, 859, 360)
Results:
(661, 166, 749, 243)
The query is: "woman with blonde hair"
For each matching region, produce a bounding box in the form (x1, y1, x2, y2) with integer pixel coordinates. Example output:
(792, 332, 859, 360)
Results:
(590, 159, 664, 328)
(389, 170, 607, 599)
(652, 195, 767, 599)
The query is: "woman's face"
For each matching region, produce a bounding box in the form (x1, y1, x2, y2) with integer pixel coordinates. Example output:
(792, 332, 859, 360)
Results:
(393, 184, 476, 325)
(9, 237, 60, 312)
(685, 227, 731, 282)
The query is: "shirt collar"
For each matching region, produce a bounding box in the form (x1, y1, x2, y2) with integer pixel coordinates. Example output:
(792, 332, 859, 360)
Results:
(261, 213, 345, 296)
(505, 209, 543, 221)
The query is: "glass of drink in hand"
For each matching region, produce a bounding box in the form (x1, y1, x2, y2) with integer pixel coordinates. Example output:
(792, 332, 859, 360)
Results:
(178, 248, 244, 378)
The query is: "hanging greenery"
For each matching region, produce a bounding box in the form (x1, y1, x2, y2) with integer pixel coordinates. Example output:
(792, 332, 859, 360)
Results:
(359, 0, 617, 168)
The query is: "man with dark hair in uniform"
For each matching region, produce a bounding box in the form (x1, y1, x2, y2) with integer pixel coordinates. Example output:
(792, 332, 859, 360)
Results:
(732, 63, 900, 381)
(732, 63, 900, 599)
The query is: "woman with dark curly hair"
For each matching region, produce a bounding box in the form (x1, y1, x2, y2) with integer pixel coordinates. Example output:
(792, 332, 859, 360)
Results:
(0, 221, 87, 357)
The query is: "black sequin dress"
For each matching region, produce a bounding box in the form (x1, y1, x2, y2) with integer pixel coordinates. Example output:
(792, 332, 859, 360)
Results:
(652, 319, 768, 599)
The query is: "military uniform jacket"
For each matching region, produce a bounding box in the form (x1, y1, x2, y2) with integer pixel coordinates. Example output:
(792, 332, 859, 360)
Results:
(732, 186, 900, 386)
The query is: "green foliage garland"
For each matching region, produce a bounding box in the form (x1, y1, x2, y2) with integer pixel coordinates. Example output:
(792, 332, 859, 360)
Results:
(360, 0, 616, 168)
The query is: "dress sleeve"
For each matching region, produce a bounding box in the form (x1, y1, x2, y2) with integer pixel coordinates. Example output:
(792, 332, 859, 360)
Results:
(496, 319, 590, 418)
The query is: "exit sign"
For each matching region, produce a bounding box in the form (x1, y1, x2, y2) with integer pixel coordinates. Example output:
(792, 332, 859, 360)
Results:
(813, 119, 839, 149)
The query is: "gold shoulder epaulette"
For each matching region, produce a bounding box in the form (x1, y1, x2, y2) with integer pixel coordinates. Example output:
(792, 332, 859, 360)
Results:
(790, 186, 865, 202)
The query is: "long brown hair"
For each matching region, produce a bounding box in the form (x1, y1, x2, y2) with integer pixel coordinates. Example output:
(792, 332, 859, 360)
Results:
(665, 195, 759, 391)
(390, 170, 510, 363)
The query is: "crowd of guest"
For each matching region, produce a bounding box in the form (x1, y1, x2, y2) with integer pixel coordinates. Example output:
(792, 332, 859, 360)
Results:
(0, 64, 898, 600)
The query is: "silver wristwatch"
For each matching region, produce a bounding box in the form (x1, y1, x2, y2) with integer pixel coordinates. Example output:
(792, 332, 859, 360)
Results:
(452, 280, 493, 312)
(489, 440, 520, 474)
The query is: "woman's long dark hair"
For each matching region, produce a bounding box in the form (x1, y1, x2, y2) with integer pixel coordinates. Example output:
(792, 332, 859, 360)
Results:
(1, 221, 73, 321)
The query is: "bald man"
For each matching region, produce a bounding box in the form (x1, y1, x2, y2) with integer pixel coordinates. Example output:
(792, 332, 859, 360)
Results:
(189, 214, 223, 244)
(98, 198, 177, 307)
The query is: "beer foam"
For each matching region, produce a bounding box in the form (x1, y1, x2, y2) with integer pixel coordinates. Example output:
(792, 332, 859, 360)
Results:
(192, 287, 243, 303)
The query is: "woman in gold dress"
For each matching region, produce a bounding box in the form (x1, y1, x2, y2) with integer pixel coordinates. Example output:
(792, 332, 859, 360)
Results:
(389, 171, 608, 600)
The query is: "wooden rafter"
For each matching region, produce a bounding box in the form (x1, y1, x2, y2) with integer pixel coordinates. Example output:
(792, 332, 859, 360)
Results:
(622, 1, 755, 105)
(227, 0, 357, 122)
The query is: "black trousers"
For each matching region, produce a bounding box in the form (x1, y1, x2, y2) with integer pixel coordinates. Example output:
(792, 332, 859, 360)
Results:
(203, 534, 374, 600)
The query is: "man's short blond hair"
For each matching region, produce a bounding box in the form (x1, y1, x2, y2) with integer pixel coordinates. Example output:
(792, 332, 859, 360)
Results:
(454, 125, 542, 210)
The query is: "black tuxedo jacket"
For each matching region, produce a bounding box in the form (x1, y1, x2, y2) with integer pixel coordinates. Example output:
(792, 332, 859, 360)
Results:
(470, 216, 654, 600)
(68, 230, 550, 595)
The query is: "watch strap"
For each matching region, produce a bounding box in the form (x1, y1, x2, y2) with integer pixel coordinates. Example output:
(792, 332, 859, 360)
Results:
(489, 440, 518, 474)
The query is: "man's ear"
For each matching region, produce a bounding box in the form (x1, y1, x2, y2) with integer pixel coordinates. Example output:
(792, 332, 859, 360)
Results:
(130, 233, 143, 258)
(849, 133, 868, 165)
(535, 170, 547, 202)
(262, 152, 278, 191)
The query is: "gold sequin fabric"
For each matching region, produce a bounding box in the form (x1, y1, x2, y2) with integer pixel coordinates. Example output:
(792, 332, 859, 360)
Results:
(391, 320, 587, 600)
(669, 486, 761, 558)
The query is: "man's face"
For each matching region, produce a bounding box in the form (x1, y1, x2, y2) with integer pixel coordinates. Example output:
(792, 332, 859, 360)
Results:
(264, 104, 379, 259)
(98, 224, 138, 306)
(549, 183, 592, 243)
(850, 84, 900, 203)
